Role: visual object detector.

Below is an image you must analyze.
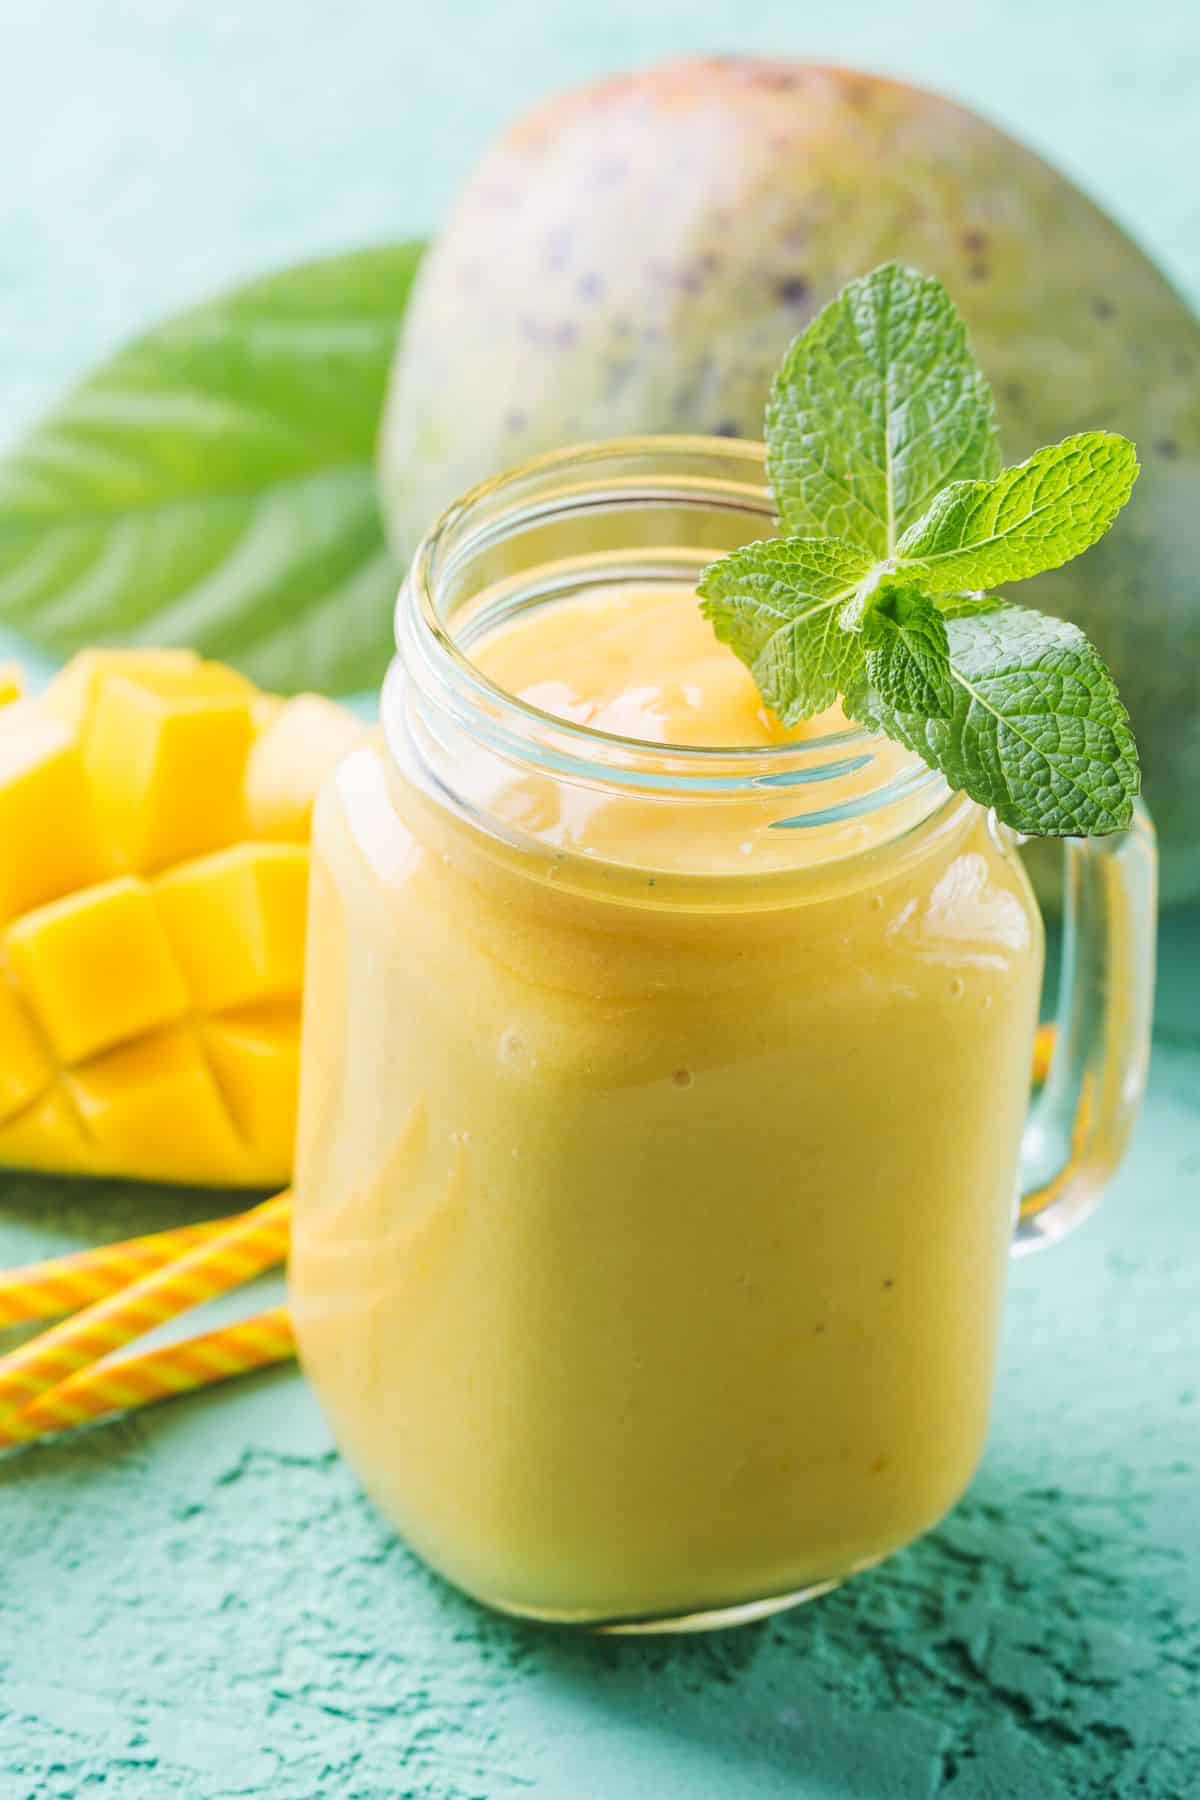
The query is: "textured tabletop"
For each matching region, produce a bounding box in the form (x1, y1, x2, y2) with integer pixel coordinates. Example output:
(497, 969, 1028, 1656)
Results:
(2, 5, 1199, 1796)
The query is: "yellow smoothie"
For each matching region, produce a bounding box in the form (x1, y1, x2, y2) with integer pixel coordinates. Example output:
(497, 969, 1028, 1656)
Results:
(290, 581, 1043, 1624)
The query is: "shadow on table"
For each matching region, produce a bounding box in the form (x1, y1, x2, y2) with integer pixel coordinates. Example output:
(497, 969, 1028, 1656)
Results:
(1, 1400, 1190, 1796)
(459, 1467, 1188, 1799)
(0, 1356, 302, 1491)
(0, 1167, 269, 1258)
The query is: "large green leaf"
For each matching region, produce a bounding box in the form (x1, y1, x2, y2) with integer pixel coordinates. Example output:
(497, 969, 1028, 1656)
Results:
(0, 242, 426, 694)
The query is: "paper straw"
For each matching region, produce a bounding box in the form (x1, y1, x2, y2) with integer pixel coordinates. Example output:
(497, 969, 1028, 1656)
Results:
(0, 1192, 291, 1421)
(0, 1217, 239, 1329)
(0, 1305, 296, 1447)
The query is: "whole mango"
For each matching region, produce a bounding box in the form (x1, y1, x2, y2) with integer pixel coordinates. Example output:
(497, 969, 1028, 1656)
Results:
(381, 58, 1200, 903)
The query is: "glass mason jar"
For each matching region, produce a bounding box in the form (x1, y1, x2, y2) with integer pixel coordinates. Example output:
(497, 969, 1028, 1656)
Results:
(290, 439, 1157, 1632)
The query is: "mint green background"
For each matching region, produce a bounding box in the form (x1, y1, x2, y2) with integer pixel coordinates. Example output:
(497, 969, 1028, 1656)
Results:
(2, 6, 1198, 1797)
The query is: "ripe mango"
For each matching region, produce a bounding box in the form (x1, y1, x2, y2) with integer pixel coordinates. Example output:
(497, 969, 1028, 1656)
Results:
(0, 651, 363, 1186)
(381, 57, 1200, 902)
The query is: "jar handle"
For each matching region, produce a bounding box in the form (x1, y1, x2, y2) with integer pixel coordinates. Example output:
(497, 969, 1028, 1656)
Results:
(1015, 800, 1157, 1253)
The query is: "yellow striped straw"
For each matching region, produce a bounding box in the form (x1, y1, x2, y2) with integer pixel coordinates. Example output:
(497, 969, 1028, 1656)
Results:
(2, 1305, 296, 1446)
(0, 1191, 291, 1424)
(0, 1217, 238, 1329)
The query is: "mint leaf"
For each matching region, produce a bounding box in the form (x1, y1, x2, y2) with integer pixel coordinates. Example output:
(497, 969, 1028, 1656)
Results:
(861, 607, 1140, 836)
(0, 242, 426, 694)
(697, 537, 872, 722)
(855, 587, 954, 720)
(766, 262, 1000, 556)
(896, 433, 1139, 593)
(937, 592, 1007, 620)
(702, 261, 1143, 838)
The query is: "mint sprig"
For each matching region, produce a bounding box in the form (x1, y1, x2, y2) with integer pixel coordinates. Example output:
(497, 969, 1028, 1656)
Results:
(856, 587, 954, 721)
(698, 537, 872, 720)
(765, 261, 1001, 555)
(699, 263, 1141, 837)
(848, 610, 1141, 838)
(895, 432, 1139, 592)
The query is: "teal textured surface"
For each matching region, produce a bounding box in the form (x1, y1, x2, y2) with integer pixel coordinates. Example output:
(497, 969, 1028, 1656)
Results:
(2, 6, 1199, 1796)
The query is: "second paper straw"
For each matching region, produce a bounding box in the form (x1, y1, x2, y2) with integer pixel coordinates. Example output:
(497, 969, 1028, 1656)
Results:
(0, 1192, 292, 1422)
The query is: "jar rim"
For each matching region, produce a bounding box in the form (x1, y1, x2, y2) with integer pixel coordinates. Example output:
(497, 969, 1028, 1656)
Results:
(392, 434, 946, 822)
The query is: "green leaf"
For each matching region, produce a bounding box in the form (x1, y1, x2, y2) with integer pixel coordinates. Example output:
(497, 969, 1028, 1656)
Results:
(860, 606, 1140, 836)
(765, 262, 1000, 557)
(703, 262, 1142, 838)
(0, 241, 426, 694)
(697, 537, 872, 723)
(896, 433, 1139, 593)
(856, 586, 954, 720)
(936, 591, 1007, 620)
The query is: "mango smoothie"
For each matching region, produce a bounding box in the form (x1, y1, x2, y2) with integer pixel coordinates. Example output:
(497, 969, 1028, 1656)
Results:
(290, 581, 1044, 1626)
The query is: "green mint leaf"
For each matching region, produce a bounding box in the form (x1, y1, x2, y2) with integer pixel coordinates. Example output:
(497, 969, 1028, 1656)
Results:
(936, 591, 1007, 620)
(697, 537, 873, 722)
(856, 587, 954, 720)
(703, 262, 1142, 838)
(765, 262, 1000, 557)
(860, 606, 1140, 836)
(895, 432, 1139, 593)
(0, 241, 426, 694)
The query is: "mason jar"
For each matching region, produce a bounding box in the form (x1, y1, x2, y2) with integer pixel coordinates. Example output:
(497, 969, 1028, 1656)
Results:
(289, 439, 1156, 1631)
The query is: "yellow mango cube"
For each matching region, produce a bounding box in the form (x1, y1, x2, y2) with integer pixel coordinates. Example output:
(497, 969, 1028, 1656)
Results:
(0, 703, 114, 922)
(0, 648, 359, 1186)
(43, 647, 201, 735)
(0, 1088, 94, 1177)
(5, 877, 190, 1065)
(65, 1026, 249, 1187)
(155, 844, 308, 1014)
(83, 671, 254, 873)
(0, 977, 52, 1124)
(245, 694, 364, 841)
(202, 1006, 300, 1173)
(0, 664, 23, 706)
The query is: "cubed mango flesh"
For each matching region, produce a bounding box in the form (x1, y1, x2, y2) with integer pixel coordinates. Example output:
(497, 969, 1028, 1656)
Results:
(155, 845, 308, 1015)
(43, 647, 201, 735)
(0, 704, 116, 923)
(84, 671, 255, 874)
(201, 1008, 301, 1176)
(0, 978, 53, 1124)
(65, 1027, 250, 1187)
(0, 649, 363, 1186)
(245, 694, 365, 840)
(5, 878, 190, 1065)
(0, 1089, 95, 1178)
